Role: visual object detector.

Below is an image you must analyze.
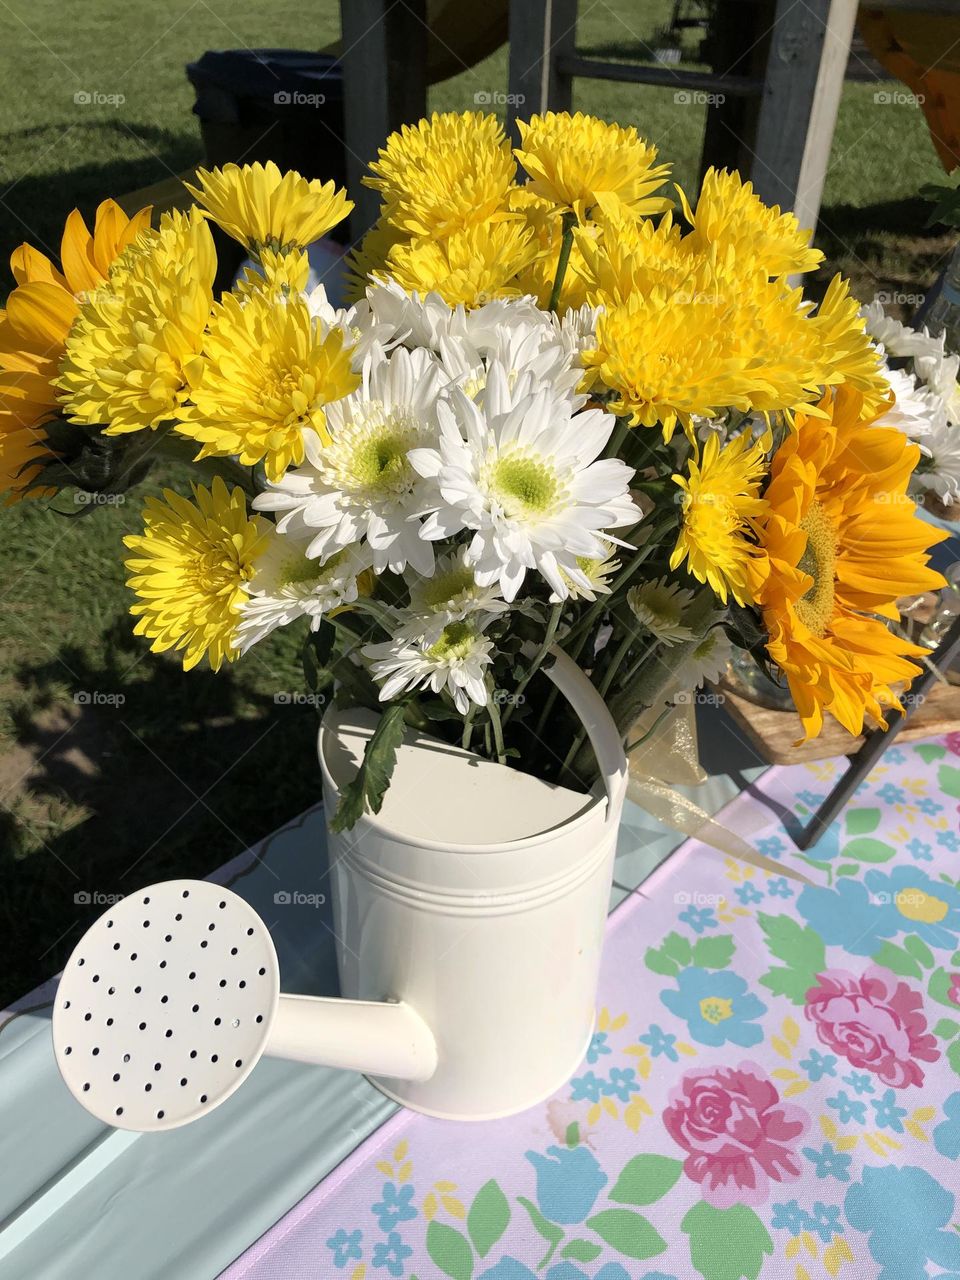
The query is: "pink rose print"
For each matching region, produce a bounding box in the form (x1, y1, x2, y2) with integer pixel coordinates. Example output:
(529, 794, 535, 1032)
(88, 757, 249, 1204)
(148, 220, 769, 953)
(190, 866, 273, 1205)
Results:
(662, 1061, 809, 1209)
(945, 731, 960, 756)
(804, 966, 940, 1088)
(948, 974, 960, 1007)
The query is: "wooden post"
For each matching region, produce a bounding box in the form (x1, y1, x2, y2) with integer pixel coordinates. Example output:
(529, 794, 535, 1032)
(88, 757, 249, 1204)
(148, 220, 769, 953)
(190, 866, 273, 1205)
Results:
(506, 0, 578, 143)
(750, 0, 857, 230)
(339, 0, 429, 239)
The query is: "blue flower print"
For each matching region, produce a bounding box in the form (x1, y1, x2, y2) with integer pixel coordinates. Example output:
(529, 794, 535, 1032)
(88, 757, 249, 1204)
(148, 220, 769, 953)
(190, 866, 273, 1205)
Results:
(845, 1166, 960, 1280)
(876, 783, 905, 806)
(525, 1145, 608, 1225)
(479, 1261, 537, 1280)
(799, 1049, 837, 1081)
(545, 1266, 590, 1280)
(570, 1071, 605, 1103)
(797, 878, 895, 956)
(864, 866, 960, 949)
(771, 1200, 813, 1234)
(934, 1091, 960, 1159)
(767, 876, 794, 899)
(757, 835, 786, 859)
(937, 829, 960, 852)
(678, 904, 716, 933)
(827, 1091, 867, 1124)
(372, 1232, 412, 1277)
(906, 837, 933, 862)
(661, 967, 766, 1047)
(585, 1031, 612, 1065)
(916, 796, 943, 816)
(871, 1089, 908, 1133)
(809, 1202, 843, 1242)
(884, 747, 906, 765)
(371, 1182, 416, 1231)
(604, 1067, 641, 1102)
(736, 881, 763, 905)
(803, 1143, 852, 1182)
(796, 790, 825, 809)
(842, 1071, 874, 1096)
(639, 1024, 678, 1061)
(327, 1228, 363, 1269)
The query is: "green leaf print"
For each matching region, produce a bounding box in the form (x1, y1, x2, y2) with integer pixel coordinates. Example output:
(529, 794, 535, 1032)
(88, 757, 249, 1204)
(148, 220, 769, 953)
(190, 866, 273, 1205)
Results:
(872, 942, 924, 980)
(843, 837, 896, 863)
(645, 931, 693, 977)
(930, 967, 960, 1010)
(467, 1180, 510, 1258)
(757, 914, 825, 1005)
(609, 1154, 683, 1206)
(682, 1202, 774, 1280)
(561, 1239, 603, 1262)
(517, 1196, 564, 1268)
(933, 1017, 960, 1040)
(914, 743, 946, 764)
(949, 1038, 960, 1078)
(586, 1208, 667, 1259)
(938, 763, 960, 799)
(845, 807, 881, 835)
(691, 936, 735, 969)
(426, 1221, 474, 1280)
(903, 935, 936, 968)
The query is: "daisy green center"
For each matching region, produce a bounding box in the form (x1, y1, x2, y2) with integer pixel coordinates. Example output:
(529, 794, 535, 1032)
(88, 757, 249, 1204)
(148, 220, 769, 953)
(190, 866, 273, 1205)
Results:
(278, 549, 344, 590)
(326, 404, 422, 500)
(490, 454, 560, 517)
(795, 500, 837, 638)
(418, 566, 475, 610)
(427, 621, 476, 662)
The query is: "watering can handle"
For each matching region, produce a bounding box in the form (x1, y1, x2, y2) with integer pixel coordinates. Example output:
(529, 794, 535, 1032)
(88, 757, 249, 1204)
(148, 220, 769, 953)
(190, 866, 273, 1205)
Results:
(542, 646, 628, 830)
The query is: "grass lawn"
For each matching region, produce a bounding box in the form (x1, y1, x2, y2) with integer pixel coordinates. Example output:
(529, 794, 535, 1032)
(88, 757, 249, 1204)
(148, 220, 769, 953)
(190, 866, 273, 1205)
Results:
(0, 0, 956, 1003)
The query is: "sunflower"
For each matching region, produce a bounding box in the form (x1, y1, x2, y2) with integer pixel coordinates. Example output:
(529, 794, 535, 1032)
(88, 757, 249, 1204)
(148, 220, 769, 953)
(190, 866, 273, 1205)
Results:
(365, 111, 517, 239)
(185, 162, 352, 253)
(177, 289, 359, 481)
(514, 111, 671, 222)
(677, 167, 822, 277)
(380, 220, 538, 308)
(57, 208, 216, 434)
(0, 199, 151, 496)
(756, 385, 946, 739)
(670, 429, 769, 605)
(123, 477, 271, 672)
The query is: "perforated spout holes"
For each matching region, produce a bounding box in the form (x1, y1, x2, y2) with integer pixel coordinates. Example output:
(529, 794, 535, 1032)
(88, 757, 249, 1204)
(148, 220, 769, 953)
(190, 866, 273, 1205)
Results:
(52, 880, 280, 1132)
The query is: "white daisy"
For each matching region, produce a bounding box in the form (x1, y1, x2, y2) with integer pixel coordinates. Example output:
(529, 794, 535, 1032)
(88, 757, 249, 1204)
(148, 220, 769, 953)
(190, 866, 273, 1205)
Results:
(859, 301, 943, 360)
(548, 550, 620, 603)
(235, 537, 372, 654)
(874, 365, 946, 439)
(363, 620, 493, 713)
(361, 278, 465, 350)
(438, 317, 581, 402)
(409, 360, 640, 602)
(676, 626, 733, 689)
(626, 577, 696, 645)
(914, 345, 960, 425)
(914, 417, 960, 500)
(306, 282, 391, 369)
(406, 545, 508, 631)
(552, 302, 602, 366)
(254, 345, 445, 576)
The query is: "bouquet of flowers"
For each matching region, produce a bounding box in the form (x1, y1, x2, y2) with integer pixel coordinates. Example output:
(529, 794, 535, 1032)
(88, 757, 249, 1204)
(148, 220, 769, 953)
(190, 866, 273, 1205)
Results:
(0, 111, 947, 829)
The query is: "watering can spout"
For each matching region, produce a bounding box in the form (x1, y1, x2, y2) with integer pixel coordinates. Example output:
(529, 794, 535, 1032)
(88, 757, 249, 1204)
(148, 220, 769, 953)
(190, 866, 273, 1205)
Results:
(268, 994, 437, 1081)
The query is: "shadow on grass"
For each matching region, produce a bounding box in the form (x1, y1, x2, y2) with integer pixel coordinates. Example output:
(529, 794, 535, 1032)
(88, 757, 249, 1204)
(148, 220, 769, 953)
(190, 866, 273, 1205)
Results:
(0, 621, 321, 1007)
(0, 120, 199, 266)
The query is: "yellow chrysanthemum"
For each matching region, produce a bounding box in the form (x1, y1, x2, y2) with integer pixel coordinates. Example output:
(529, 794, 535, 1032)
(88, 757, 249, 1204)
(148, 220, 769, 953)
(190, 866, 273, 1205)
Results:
(234, 246, 311, 299)
(677, 168, 823, 277)
(0, 199, 151, 496)
(57, 207, 216, 434)
(185, 162, 352, 253)
(756, 385, 946, 738)
(124, 477, 270, 672)
(670, 430, 768, 605)
(380, 220, 539, 308)
(576, 209, 692, 306)
(366, 111, 517, 239)
(177, 289, 359, 481)
(509, 186, 589, 311)
(515, 111, 672, 222)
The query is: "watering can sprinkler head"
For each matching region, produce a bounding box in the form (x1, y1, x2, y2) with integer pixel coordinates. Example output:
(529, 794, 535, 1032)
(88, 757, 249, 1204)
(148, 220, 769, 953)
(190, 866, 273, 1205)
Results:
(52, 878, 437, 1132)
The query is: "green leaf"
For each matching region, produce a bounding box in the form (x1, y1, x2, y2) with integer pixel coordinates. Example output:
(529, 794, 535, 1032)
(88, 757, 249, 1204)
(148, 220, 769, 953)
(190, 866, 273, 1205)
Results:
(759, 966, 816, 1005)
(691, 936, 735, 970)
(682, 1202, 774, 1280)
(757, 914, 825, 971)
(610, 1154, 683, 1206)
(929, 967, 959, 1009)
(903, 935, 936, 969)
(939, 764, 960, 799)
(872, 941, 923, 980)
(915, 743, 946, 764)
(934, 1017, 960, 1040)
(644, 947, 680, 978)
(565, 1122, 580, 1148)
(586, 1209, 667, 1260)
(845, 807, 881, 835)
(330, 701, 408, 832)
(561, 1239, 603, 1263)
(660, 931, 694, 965)
(426, 1221, 474, 1280)
(467, 1180, 510, 1259)
(949, 1037, 960, 1078)
(835, 864, 860, 878)
(843, 837, 895, 864)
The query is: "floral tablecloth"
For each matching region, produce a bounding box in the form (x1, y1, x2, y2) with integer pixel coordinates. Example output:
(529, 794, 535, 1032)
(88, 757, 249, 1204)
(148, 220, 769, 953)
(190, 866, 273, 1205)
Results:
(223, 735, 960, 1280)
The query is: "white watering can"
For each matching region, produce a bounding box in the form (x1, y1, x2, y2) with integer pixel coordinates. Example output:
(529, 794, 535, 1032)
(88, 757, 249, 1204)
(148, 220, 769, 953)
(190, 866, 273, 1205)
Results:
(52, 650, 627, 1128)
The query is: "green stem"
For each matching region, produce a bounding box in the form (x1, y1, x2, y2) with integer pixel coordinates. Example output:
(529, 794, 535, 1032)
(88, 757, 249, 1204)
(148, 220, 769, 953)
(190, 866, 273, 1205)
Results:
(501, 603, 562, 730)
(625, 702, 673, 754)
(487, 693, 507, 765)
(548, 211, 577, 312)
(461, 706, 477, 751)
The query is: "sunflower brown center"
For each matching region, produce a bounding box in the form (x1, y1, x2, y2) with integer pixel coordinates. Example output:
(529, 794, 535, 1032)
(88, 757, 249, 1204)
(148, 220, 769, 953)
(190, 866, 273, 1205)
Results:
(795, 500, 837, 637)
